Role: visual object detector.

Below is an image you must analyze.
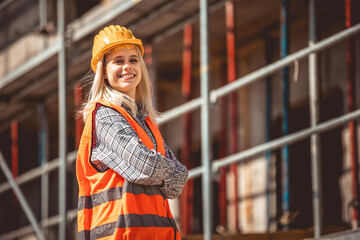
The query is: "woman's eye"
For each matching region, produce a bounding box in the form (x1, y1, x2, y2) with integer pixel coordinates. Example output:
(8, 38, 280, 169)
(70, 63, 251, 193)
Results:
(130, 59, 138, 63)
(114, 60, 124, 64)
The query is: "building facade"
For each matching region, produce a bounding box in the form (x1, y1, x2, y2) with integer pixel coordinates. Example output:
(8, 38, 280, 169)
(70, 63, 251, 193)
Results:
(0, 0, 359, 239)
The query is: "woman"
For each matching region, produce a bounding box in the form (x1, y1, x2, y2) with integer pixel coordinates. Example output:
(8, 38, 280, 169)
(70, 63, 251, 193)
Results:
(76, 25, 188, 240)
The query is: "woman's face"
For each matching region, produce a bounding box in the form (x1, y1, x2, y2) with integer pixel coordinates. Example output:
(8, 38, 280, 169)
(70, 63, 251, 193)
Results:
(104, 48, 142, 100)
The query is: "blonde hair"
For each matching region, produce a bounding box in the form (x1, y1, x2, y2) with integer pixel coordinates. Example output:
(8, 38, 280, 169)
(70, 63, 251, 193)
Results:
(81, 46, 157, 122)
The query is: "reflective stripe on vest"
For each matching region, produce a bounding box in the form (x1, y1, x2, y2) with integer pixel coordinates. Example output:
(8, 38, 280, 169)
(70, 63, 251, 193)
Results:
(78, 214, 178, 240)
(76, 100, 179, 240)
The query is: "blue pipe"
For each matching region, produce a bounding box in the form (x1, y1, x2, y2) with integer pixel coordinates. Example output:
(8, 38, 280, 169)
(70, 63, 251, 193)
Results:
(37, 104, 49, 231)
(38, 105, 46, 166)
(280, 0, 290, 230)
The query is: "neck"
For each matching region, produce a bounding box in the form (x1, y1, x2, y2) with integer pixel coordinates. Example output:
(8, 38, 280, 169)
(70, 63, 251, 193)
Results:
(123, 89, 136, 101)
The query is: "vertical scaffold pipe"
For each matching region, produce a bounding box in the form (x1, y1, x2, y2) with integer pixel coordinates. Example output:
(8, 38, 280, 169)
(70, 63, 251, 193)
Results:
(11, 121, 18, 180)
(180, 24, 194, 235)
(74, 83, 83, 149)
(309, 0, 323, 237)
(11, 121, 18, 178)
(145, 45, 157, 108)
(57, 0, 67, 238)
(264, 34, 273, 231)
(345, 0, 359, 229)
(218, 66, 229, 229)
(39, 0, 47, 30)
(280, 0, 290, 230)
(225, 1, 240, 232)
(38, 104, 49, 235)
(11, 120, 18, 227)
(200, 0, 213, 239)
(219, 92, 228, 229)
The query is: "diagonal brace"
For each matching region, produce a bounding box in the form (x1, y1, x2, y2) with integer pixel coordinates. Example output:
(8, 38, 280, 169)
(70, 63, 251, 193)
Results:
(0, 151, 45, 240)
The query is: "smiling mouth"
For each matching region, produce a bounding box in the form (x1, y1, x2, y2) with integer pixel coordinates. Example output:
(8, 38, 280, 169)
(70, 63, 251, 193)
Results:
(120, 74, 135, 79)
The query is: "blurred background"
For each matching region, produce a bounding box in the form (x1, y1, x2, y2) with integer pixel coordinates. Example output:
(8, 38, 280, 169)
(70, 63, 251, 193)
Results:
(0, 0, 360, 239)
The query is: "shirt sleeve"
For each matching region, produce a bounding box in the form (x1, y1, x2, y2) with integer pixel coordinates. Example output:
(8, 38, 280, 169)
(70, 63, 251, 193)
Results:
(159, 142, 189, 199)
(91, 106, 175, 186)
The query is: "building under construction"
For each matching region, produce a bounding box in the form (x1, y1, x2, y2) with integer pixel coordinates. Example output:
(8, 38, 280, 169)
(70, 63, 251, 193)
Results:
(1, 0, 360, 239)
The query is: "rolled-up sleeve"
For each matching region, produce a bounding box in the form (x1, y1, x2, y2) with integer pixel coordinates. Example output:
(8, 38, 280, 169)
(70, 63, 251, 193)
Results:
(91, 106, 175, 186)
(159, 143, 189, 199)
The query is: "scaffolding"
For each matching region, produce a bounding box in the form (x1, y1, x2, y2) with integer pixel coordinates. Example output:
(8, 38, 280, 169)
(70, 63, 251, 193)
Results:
(1, 0, 360, 239)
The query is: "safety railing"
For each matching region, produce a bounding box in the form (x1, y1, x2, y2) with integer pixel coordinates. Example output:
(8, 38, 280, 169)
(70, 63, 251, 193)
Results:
(1, 3, 360, 240)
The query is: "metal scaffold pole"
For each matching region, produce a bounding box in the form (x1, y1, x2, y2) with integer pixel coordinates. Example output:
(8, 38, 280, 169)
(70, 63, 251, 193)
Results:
(11, 120, 18, 227)
(39, 0, 47, 30)
(280, 0, 290, 230)
(200, 0, 213, 239)
(308, 0, 322, 238)
(74, 83, 83, 148)
(225, 1, 240, 231)
(38, 104, 49, 237)
(57, 0, 67, 239)
(145, 44, 157, 108)
(180, 24, 194, 235)
(345, 0, 359, 229)
(264, 33, 274, 231)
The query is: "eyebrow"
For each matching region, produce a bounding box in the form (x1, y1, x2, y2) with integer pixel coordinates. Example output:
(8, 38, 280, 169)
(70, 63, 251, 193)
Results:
(113, 55, 138, 59)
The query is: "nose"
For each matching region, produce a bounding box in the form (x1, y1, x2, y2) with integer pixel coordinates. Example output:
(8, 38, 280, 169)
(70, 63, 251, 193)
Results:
(123, 62, 132, 71)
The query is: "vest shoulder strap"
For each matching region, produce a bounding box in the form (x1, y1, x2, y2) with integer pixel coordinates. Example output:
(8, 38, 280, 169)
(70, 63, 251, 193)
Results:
(145, 117, 165, 155)
(96, 100, 165, 156)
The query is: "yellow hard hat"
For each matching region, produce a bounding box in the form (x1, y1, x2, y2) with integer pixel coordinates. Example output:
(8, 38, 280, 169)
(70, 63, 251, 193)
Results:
(91, 25, 144, 72)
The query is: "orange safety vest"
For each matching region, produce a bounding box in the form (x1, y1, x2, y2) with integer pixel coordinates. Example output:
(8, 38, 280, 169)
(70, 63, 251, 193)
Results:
(76, 100, 180, 240)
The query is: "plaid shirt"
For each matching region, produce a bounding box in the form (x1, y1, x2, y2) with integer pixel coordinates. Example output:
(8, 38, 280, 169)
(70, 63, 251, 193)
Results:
(91, 103, 188, 199)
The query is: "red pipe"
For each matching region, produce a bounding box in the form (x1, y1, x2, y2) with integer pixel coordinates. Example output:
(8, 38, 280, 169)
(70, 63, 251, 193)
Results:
(145, 45, 154, 92)
(11, 120, 19, 226)
(180, 24, 194, 235)
(226, 1, 240, 231)
(226, 1, 236, 83)
(74, 83, 83, 148)
(182, 26, 192, 97)
(219, 85, 228, 227)
(11, 121, 18, 178)
(345, 0, 359, 228)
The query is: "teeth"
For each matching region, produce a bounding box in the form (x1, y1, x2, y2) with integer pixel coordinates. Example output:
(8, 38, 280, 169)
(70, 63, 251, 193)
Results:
(121, 75, 134, 79)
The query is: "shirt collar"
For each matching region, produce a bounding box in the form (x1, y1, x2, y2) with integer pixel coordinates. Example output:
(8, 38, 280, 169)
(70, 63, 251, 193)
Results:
(120, 95, 148, 121)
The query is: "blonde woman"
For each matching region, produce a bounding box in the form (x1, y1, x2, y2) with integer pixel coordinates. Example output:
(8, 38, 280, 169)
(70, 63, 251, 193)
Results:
(76, 25, 188, 240)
